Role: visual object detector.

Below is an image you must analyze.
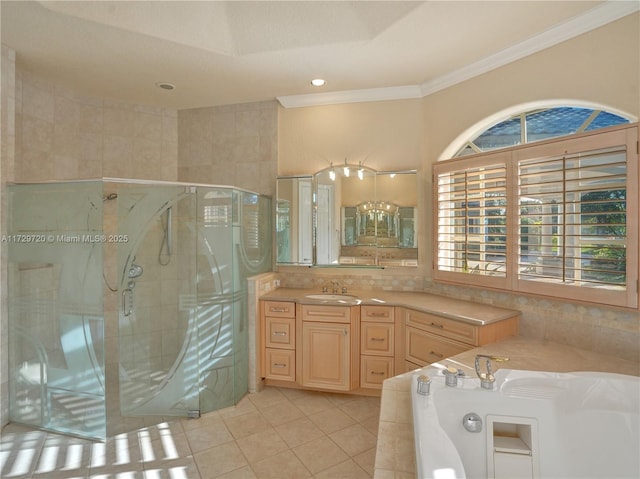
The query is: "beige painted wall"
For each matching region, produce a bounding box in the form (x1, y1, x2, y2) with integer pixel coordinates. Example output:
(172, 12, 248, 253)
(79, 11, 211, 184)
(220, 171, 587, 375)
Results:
(279, 13, 639, 176)
(278, 98, 424, 175)
(422, 13, 640, 163)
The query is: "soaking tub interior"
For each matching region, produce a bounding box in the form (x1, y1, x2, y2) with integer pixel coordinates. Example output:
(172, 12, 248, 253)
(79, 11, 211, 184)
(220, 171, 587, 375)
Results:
(411, 365, 640, 479)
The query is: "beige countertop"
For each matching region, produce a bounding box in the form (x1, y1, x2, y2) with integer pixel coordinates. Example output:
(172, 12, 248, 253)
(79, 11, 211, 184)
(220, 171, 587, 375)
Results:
(261, 288, 520, 325)
(373, 336, 640, 479)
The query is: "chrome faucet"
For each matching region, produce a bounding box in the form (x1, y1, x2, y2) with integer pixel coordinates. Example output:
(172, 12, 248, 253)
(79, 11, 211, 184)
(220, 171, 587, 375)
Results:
(475, 354, 509, 389)
(331, 281, 340, 294)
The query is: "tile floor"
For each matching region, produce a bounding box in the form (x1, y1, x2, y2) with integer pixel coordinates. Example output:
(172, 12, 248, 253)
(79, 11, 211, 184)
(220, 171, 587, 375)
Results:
(0, 386, 381, 478)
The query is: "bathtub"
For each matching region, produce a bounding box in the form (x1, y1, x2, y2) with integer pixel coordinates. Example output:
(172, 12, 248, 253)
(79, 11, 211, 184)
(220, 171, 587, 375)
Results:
(411, 366, 639, 479)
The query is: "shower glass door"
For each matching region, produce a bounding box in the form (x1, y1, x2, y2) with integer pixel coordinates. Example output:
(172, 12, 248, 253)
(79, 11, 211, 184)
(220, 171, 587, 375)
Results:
(117, 184, 200, 418)
(7, 181, 106, 439)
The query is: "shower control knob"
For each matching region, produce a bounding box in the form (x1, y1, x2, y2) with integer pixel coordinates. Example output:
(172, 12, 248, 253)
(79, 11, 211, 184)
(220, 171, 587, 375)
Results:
(128, 263, 144, 278)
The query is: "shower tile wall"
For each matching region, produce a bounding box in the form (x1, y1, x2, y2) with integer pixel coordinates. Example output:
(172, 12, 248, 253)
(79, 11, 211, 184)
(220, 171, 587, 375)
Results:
(177, 101, 278, 197)
(14, 69, 178, 183)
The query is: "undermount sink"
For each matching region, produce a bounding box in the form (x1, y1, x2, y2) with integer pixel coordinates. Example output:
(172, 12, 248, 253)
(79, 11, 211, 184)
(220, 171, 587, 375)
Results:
(305, 293, 359, 301)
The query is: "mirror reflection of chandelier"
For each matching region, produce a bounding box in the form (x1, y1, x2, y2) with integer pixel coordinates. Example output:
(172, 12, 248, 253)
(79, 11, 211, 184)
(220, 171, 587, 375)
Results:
(357, 200, 399, 216)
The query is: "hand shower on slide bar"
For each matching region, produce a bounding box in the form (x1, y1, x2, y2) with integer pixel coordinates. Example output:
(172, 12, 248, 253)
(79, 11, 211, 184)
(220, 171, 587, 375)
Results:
(159, 207, 172, 265)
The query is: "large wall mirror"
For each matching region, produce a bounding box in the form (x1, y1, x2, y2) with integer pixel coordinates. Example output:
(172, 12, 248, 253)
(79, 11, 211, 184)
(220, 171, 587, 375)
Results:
(276, 176, 313, 265)
(276, 167, 417, 267)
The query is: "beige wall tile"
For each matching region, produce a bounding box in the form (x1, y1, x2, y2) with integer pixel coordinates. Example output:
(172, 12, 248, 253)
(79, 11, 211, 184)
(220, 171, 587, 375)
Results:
(103, 104, 134, 137)
(134, 111, 163, 142)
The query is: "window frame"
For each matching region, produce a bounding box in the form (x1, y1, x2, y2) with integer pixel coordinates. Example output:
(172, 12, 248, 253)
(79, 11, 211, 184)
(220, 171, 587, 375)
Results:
(434, 123, 638, 309)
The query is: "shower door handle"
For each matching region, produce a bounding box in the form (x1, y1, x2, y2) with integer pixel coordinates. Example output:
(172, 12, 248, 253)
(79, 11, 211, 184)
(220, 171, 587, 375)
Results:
(122, 288, 134, 316)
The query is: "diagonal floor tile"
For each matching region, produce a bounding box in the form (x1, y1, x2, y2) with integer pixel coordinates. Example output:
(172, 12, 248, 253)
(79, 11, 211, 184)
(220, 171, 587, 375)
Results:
(292, 436, 349, 474)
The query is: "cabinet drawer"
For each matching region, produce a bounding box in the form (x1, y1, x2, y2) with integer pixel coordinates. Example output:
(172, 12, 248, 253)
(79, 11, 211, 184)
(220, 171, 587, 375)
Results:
(360, 356, 394, 389)
(361, 305, 394, 323)
(361, 322, 394, 356)
(263, 300, 295, 318)
(265, 348, 295, 382)
(265, 316, 295, 349)
(405, 308, 478, 346)
(405, 326, 469, 366)
(301, 304, 351, 323)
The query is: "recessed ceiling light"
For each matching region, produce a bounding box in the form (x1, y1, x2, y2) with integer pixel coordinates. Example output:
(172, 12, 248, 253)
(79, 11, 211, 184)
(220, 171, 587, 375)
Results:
(310, 78, 326, 87)
(156, 82, 176, 90)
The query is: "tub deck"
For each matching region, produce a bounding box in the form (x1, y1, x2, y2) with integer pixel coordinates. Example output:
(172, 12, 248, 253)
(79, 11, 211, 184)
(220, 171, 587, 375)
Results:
(374, 336, 640, 479)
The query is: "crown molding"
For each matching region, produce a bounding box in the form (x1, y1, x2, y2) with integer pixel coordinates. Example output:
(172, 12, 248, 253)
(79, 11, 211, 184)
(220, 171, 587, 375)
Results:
(276, 85, 422, 108)
(419, 0, 640, 97)
(277, 1, 639, 109)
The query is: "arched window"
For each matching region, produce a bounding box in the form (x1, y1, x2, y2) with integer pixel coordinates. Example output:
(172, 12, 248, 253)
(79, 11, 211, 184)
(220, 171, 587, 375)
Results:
(454, 107, 631, 157)
(435, 108, 638, 309)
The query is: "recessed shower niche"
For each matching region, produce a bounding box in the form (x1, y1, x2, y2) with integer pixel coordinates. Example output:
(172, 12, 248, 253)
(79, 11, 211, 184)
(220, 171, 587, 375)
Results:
(6, 179, 272, 439)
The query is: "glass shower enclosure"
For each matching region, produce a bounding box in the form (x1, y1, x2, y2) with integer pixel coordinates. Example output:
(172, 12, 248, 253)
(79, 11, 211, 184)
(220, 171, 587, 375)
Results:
(6, 179, 271, 439)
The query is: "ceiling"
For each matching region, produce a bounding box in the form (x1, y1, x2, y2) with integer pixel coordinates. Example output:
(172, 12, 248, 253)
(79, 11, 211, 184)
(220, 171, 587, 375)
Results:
(1, 1, 637, 110)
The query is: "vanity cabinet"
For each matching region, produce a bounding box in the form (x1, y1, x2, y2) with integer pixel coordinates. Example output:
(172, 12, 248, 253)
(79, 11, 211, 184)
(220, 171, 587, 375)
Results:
(402, 307, 519, 371)
(360, 305, 397, 389)
(261, 300, 296, 382)
(300, 304, 360, 391)
(259, 294, 519, 393)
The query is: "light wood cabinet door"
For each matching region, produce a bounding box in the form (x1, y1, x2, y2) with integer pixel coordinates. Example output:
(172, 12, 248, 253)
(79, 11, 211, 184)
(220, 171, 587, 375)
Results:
(361, 322, 394, 356)
(301, 322, 350, 391)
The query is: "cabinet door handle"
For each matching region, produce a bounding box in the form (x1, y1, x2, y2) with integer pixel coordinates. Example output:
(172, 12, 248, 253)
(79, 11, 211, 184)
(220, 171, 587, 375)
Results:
(368, 312, 388, 317)
(273, 363, 287, 368)
(272, 331, 287, 336)
(429, 351, 444, 358)
(271, 307, 288, 313)
(430, 322, 444, 329)
(370, 337, 385, 342)
(370, 371, 385, 375)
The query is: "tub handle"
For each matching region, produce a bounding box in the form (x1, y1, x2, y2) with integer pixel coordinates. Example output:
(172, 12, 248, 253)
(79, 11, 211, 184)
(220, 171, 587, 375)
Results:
(475, 354, 509, 389)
